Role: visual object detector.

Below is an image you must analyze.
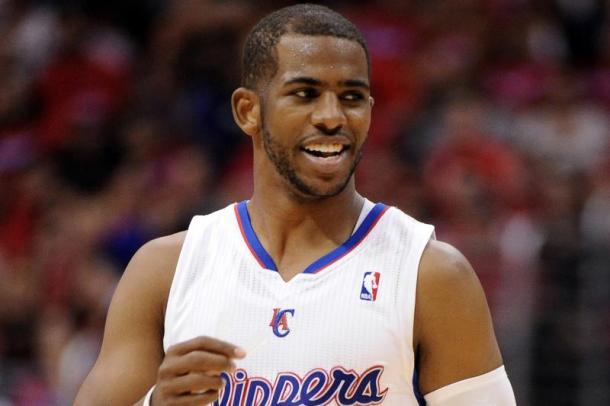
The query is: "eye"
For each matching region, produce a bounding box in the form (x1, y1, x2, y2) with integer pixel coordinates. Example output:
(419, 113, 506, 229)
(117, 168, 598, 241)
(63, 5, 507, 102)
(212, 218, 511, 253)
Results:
(292, 88, 319, 99)
(341, 91, 365, 102)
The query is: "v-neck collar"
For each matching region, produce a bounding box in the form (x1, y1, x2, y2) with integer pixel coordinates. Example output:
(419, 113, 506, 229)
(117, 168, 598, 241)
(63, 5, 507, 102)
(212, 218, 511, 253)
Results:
(234, 200, 388, 275)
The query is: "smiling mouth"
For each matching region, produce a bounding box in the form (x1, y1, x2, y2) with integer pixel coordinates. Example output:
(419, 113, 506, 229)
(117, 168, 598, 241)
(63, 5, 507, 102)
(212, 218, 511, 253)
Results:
(301, 143, 350, 158)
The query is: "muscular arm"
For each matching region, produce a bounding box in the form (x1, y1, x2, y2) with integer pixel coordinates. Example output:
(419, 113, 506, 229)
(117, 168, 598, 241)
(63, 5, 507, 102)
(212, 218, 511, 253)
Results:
(74, 232, 185, 405)
(414, 239, 503, 394)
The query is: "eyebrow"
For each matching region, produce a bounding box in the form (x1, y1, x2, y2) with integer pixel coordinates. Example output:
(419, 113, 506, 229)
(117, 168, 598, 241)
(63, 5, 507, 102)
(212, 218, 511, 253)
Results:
(339, 79, 370, 90)
(284, 76, 322, 87)
(283, 76, 370, 90)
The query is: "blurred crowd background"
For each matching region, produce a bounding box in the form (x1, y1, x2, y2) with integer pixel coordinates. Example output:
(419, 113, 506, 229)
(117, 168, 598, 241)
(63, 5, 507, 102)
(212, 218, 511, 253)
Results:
(0, 0, 608, 405)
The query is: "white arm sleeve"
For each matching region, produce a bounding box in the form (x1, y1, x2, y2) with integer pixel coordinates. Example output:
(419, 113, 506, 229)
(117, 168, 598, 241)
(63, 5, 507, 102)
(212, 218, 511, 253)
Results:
(424, 366, 516, 405)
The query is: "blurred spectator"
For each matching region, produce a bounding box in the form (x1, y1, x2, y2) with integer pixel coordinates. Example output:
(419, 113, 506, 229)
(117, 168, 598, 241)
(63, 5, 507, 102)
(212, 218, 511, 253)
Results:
(512, 72, 609, 175)
(35, 6, 132, 152)
(423, 92, 528, 221)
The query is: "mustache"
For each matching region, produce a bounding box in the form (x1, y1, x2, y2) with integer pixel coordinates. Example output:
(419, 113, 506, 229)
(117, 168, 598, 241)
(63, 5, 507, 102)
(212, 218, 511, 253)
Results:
(303, 129, 353, 140)
(312, 127, 347, 136)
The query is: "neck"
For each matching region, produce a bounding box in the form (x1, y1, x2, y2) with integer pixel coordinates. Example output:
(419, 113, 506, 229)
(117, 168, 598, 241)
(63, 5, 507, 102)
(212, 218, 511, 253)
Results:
(249, 179, 364, 235)
(247, 180, 365, 280)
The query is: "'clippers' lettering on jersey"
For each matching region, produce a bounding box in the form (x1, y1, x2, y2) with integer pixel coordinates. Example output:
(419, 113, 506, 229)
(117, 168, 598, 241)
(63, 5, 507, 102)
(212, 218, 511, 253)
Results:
(360, 272, 380, 301)
(213, 366, 388, 406)
(269, 308, 295, 337)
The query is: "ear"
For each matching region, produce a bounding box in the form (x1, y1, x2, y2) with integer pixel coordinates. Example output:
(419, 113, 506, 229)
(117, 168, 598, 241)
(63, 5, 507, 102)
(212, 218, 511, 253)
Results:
(369, 96, 375, 108)
(232, 87, 260, 137)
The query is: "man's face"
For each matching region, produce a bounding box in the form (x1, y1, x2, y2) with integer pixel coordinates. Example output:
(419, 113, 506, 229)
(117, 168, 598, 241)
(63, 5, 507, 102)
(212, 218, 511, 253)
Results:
(259, 34, 372, 198)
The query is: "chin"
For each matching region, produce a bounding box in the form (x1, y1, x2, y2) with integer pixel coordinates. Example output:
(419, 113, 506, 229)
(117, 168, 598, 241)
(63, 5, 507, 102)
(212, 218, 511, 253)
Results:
(291, 176, 352, 199)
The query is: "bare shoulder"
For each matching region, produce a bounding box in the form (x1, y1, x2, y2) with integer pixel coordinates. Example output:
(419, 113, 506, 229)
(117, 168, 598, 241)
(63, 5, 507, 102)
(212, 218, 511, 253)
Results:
(133, 230, 187, 264)
(417, 239, 481, 300)
(414, 239, 486, 350)
(414, 239, 502, 393)
(123, 231, 187, 312)
(126, 231, 187, 278)
(415, 238, 496, 339)
(74, 231, 188, 405)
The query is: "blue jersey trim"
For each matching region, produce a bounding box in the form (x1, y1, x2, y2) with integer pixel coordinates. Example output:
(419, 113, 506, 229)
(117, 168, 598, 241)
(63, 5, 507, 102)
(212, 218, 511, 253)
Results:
(303, 203, 387, 274)
(236, 201, 278, 271)
(412, 368, 426, 406)
(236, 201, 387, 274)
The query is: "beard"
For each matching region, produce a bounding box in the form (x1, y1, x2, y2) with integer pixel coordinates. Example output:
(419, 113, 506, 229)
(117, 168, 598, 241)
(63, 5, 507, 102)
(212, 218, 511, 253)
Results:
(261, 125, 362, 199)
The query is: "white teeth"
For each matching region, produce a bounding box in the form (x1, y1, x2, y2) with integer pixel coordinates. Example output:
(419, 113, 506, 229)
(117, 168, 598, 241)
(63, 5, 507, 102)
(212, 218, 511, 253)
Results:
(303, 143, 343, 153)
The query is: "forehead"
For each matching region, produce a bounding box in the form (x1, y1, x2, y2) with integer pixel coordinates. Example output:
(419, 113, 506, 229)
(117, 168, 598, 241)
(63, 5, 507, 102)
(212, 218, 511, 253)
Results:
(273, 34, 369, 84)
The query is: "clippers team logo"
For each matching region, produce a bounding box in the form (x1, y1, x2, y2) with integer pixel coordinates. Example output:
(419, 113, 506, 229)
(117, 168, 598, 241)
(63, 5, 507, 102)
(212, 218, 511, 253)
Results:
(269, 308, 294, 337)
(360, 272, 380, 301)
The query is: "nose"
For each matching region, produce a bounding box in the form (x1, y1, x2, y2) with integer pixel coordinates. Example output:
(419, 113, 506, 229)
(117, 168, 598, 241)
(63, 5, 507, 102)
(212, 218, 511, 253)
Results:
(311, 91, 346, 135)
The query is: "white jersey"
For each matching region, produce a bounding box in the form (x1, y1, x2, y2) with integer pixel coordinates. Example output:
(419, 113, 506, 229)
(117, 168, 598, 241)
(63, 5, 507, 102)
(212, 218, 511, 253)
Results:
(164, 199, 435, 406)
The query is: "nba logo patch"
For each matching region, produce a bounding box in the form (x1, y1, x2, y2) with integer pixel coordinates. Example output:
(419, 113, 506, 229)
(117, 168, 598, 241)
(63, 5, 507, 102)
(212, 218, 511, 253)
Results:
(360, 272, 380, 301)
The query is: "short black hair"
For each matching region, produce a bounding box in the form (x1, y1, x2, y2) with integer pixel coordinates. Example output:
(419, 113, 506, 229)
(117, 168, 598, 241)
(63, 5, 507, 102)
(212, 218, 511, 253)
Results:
(242, 3, 370, 90)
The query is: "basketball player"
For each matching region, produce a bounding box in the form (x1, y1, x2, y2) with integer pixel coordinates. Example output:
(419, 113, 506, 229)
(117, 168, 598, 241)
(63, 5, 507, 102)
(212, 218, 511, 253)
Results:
(76, 4, 516, 405)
